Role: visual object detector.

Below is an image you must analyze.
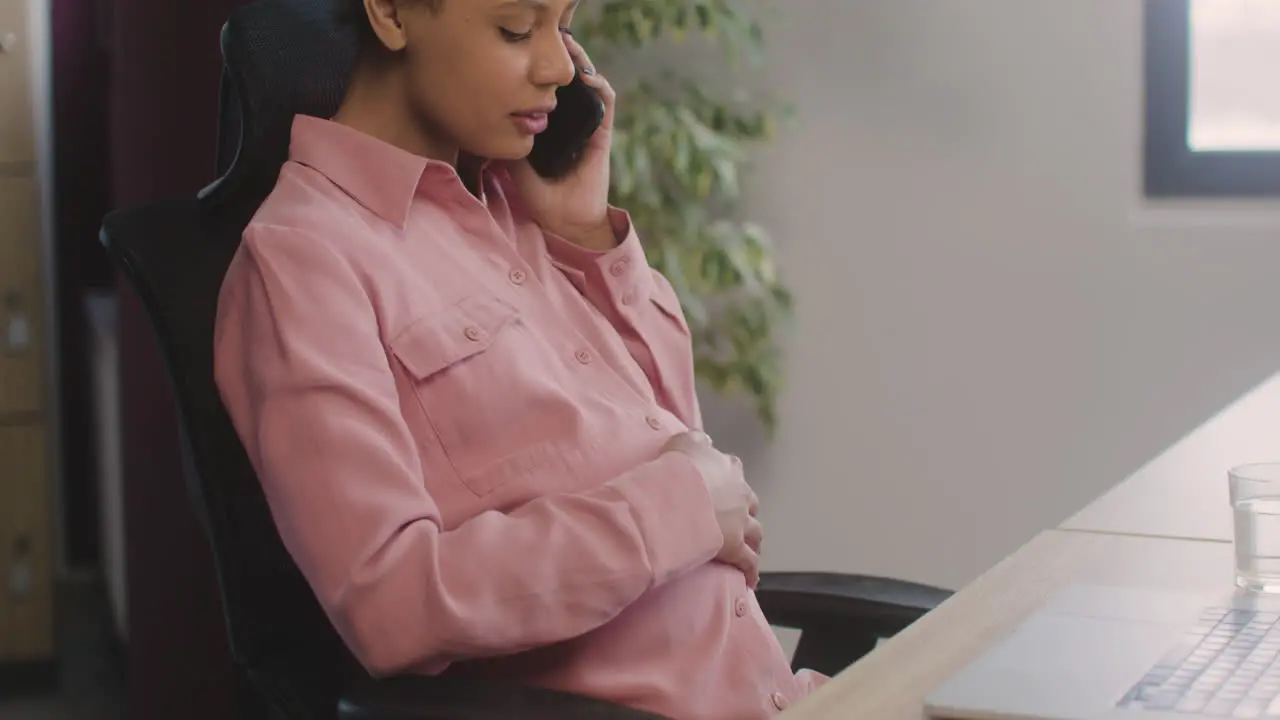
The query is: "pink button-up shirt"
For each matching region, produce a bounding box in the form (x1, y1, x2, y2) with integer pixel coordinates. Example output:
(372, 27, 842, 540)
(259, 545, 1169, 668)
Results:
(214, 115, 824, 719)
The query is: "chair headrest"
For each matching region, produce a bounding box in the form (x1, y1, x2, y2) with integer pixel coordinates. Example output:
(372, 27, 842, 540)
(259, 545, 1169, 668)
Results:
(203, 0, 360, 207)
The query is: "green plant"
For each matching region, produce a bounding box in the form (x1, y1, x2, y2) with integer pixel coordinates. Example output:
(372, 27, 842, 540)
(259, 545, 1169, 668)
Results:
(575, 0, 794, 434)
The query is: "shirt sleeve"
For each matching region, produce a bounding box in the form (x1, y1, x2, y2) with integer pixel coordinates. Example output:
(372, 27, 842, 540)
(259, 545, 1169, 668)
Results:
(213, 224, 723, 677)
(542, 208, 703, 429)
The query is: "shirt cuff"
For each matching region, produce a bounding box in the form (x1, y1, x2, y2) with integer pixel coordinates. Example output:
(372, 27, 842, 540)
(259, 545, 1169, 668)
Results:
(613, 451, 723, 588)
(543, 207, 656, 309)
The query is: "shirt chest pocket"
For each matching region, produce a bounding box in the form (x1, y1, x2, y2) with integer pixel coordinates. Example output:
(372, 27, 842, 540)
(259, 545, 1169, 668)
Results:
(389, 294, 590, 496)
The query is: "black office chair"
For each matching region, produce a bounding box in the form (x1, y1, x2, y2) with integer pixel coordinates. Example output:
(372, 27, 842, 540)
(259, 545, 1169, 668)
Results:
(97, 1, 952, 717)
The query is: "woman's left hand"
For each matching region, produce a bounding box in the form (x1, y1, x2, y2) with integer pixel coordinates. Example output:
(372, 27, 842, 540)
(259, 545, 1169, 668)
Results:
(507, 33, 617, 250)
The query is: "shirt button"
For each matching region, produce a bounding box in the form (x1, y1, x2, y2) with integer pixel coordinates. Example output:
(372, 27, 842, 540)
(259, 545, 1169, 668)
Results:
(464, 326, 484, 341)
(621, 291, 636, 306)
(609, 258, 628, 277)
(508, 268, 527, 285)
(574, 349, 593, 365)
(771, 691, 788, 711)
(734, 597, 749, 617)
(646, 415, 663, 431)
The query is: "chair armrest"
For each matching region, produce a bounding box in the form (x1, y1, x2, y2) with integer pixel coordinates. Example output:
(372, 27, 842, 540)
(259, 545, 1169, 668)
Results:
(756, 571, 952, 636)
(338, 675, 667, 720)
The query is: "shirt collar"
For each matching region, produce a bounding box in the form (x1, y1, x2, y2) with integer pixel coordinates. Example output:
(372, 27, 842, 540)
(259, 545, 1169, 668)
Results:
(288, 114, 489, 228)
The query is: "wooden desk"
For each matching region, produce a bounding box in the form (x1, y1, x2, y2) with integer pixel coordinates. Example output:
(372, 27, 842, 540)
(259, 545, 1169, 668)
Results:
(1060, 372, 1280, 543)
(781, 530, 1236, 719)
(782, 375, 1280, 716)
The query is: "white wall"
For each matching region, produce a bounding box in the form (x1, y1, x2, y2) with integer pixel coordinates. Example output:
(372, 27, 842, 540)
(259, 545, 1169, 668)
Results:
(702, 0, 1280, 592)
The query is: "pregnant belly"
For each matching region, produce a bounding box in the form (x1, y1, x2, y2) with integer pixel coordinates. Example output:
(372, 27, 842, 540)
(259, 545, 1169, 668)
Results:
(446, 563, 798, 717)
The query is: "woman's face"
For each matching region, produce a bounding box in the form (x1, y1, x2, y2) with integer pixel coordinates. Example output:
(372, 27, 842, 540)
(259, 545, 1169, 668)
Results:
(373, 0, 581, 161)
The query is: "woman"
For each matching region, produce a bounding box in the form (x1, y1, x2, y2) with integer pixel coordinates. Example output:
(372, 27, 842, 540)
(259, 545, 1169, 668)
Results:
(213, 0, 826, 717)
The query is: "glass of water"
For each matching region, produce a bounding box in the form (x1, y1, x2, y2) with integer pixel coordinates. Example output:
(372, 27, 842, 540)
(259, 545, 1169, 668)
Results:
(1231, 463, 1280, 592)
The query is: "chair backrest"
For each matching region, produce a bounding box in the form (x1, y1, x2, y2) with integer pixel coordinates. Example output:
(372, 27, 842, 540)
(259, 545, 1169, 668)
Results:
(99, 1, 364, 717)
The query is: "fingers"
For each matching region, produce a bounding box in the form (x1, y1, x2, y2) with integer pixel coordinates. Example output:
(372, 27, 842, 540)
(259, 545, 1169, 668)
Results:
(661, 430, 713, 454)
(561, 33, 616, 131)
(718, 520, 762, 589)
(730, 456, 759, 509)
(744, 516, 764, 555)
(733, 544, 760, 590)
(561, 31, 593, 74)
(726, 455, 759, 516)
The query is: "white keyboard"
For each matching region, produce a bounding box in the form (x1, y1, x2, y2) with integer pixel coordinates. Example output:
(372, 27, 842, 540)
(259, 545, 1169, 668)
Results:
(1118, 607, 1280, 718)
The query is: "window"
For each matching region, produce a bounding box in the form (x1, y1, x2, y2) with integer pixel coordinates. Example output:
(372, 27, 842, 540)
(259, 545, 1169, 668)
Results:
(1145, 0, 1280, 197)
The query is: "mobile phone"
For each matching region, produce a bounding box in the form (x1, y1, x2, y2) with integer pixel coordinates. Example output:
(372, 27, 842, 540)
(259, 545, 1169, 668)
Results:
(526, 71, 606, 179)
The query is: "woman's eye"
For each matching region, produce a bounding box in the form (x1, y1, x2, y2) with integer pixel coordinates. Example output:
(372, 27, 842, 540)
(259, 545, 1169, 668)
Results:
(499, 27, 534, 42)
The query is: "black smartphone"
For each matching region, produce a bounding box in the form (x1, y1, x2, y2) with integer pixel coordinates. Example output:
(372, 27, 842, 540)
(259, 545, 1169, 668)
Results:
(526, 71, 606, 179)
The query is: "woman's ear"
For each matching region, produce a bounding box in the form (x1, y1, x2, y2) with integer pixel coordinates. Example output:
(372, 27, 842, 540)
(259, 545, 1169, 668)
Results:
(363, 0, 408, 52)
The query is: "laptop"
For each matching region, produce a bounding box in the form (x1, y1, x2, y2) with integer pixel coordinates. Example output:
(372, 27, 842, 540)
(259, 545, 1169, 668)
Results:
(924, 583, 1280, 719)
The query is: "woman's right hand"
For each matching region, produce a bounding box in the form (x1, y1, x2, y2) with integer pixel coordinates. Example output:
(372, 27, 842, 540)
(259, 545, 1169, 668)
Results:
(663, 431, 763, 588)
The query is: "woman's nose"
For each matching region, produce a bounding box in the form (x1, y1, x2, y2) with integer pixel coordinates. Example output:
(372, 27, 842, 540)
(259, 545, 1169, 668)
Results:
(533, 32, 577, 88)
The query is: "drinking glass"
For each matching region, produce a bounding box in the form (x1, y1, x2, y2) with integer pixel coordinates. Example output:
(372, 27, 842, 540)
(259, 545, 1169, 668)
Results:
(1230, 463, 1280, 593)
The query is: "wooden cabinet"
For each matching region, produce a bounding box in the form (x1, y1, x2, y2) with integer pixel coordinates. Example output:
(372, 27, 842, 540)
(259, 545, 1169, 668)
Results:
(0, 177, 44, 417)
(0, 0, 54, 676)
(0, 0, 35, 166)
(0, 422, 53, 661)
(0, 176, 49, 661)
